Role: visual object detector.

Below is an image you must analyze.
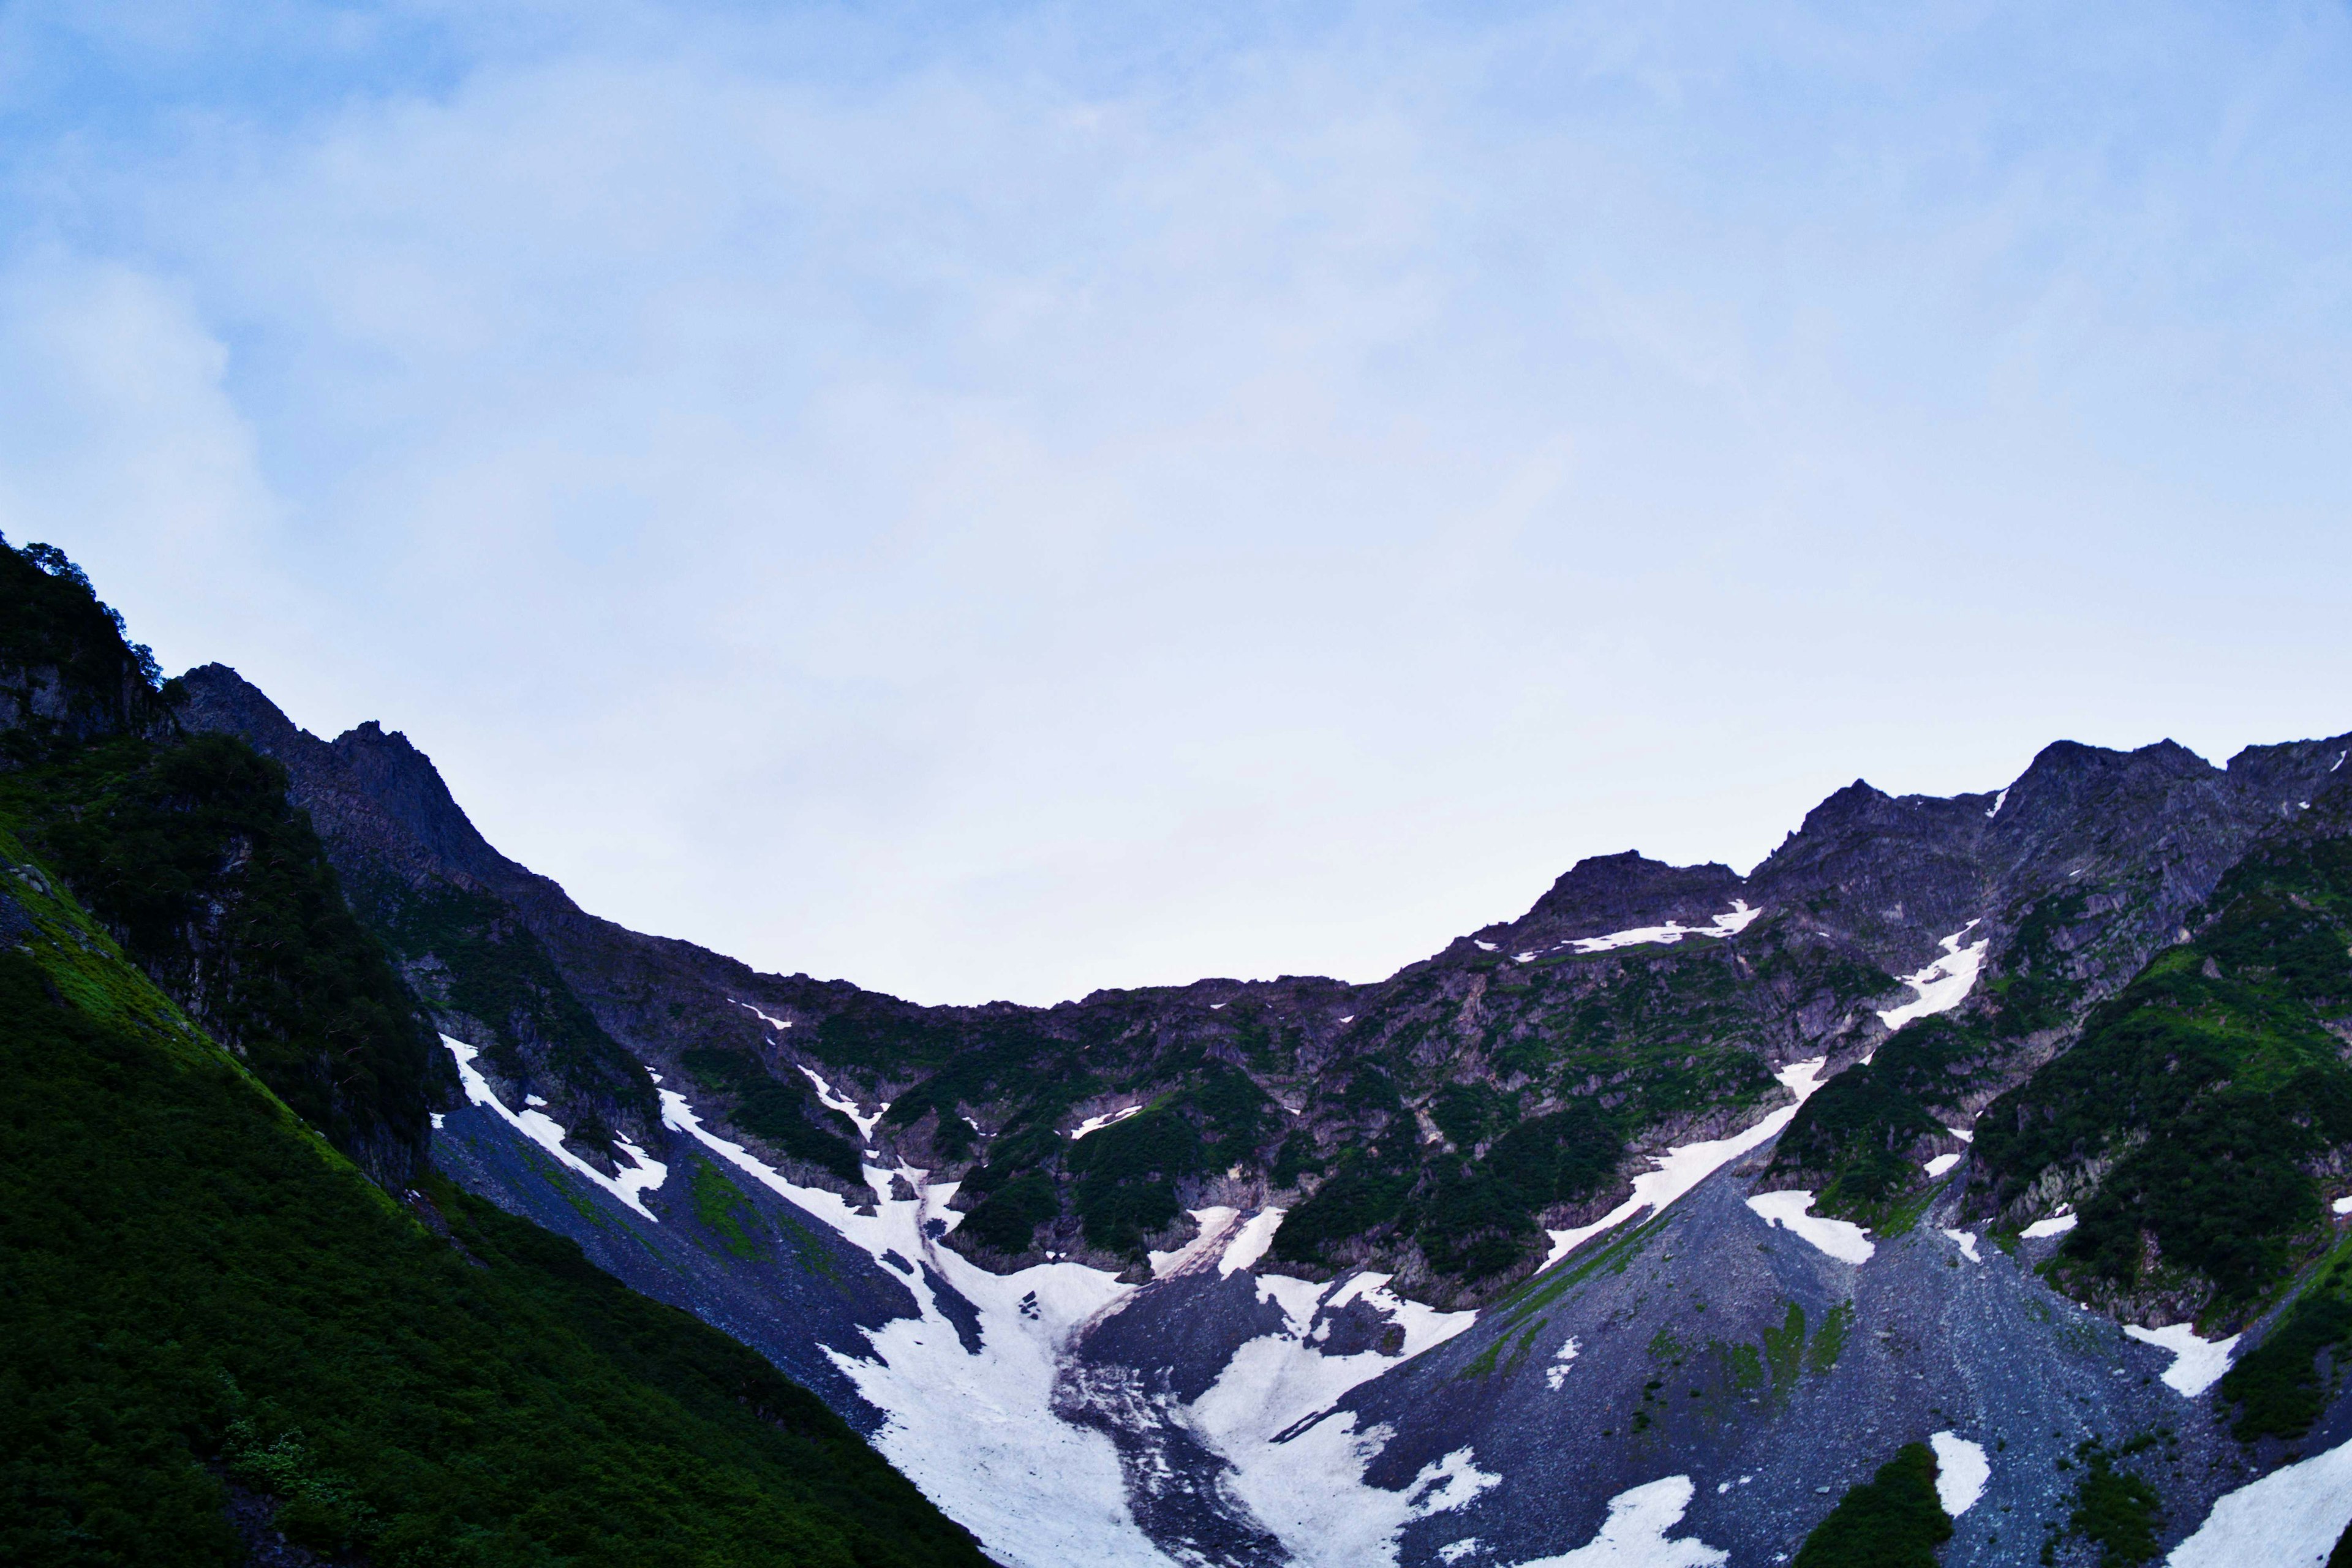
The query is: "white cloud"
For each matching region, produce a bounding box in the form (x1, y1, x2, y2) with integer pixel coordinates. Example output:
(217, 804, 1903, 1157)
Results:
(5, 4, 2352, 1001)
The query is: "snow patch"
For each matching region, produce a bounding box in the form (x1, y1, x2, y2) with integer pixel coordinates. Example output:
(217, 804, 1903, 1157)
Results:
(2332, 1194, 2352, 1216)
(1564, 901, 1760, 956)
(1499, 1475, 1727, 1567)
(1877, 923, 1989, 1032)
(443, 1035, 666, 1221)
(731, 998, 793, 1030)
(2021, 1210, 2078, 1240)
(1945, 1125, 1974, 1144)
(798, 1065, 884, 1143)
(429, 1112, 445, 1129)
(1546, 1336, 1582, 1392)
(2166, 1430, 2352, 1567)
(657, 1085, 1169, 1567)
(1515, 952, 1539, 963)
(1440, 1541, 1481, 1565)
(1071, 1105, 1144, 1140)
(1474, 940, 1498, 952)
(1542, 1056, 1828, 1268)
(1923, 1153, 1961, 1179)
(1220, 1206, 1286, 1276)
(1745, 1190, 1874, 1265)
(1942, 1229, 1981, 1264)
(1150, 1206, 1241, 1278)
(1186, 1272, 1479, 1567)
(1929, 1433, 1989, 1516)
(1986, 788, 2010, 819)
(2124, 1323, 2240, 1397)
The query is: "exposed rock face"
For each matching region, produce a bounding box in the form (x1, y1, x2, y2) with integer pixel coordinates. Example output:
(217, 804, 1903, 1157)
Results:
(170, 660, 2352, 1567)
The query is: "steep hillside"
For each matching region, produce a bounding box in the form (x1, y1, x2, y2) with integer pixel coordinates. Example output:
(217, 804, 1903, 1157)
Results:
(0, 537, 991, 1567)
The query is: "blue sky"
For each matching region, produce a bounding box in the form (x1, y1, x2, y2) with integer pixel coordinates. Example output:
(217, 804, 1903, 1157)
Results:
(4, 1, 2350, 1003)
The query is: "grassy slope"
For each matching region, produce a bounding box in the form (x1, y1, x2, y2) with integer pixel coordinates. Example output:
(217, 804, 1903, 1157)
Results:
(0, 859, 990, 1568)
(1978, 798, 2352, 1316)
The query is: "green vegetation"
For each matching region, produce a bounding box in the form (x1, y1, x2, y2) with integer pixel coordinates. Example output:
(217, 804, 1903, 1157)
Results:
(2215, 1240, 2352, 1441)
(2059, 1439, 2162, 1567)
(374, 878, 653, 1117)
(1067, 1064, 1273, 1256)
(689, 1158, 763, 1260)
(1772, 1017, 1984, 1221)
(0, 929, 986, 1567)
(1, 535, 445, 1183)
(0, 534, 163, 737)
(1978, 820, 2352, 1311)
(681, 1048, 864, 1185)
(1792, 1442, 1951, 1568)
(956, 1170, 1061, 1256)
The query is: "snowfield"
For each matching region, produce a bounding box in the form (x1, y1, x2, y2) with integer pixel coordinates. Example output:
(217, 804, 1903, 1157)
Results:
(2168, 1431, 2352, 1567)
(656, 1080, 1175, 1568)
(1928, 1432, 1989, 1516)
(1499, 1476, 1727, 1567)
(1743, 1189, 1874, 1265)
(2123, 1324, 2239, 1398)
(1563, 901, 1762, 956)
(1875, 924, 1989, 1033)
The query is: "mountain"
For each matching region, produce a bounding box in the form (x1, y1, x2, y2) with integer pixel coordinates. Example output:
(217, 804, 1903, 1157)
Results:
(14, 530, 2352, 1566)
(0, 538, 992, 1568)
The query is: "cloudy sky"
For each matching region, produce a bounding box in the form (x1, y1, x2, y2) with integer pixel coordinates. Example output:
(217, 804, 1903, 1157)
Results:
(3, 2, 2348, 1004)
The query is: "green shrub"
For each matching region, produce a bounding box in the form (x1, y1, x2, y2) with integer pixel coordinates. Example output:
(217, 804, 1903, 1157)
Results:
(1792, 1442, 1950, 1568)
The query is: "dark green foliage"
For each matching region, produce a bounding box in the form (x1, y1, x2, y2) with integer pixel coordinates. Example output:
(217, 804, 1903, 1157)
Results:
(681, 1048, 864, 1185)
(957, 1172, 1060, 1256)
(1773, 1017, 1979, 1219)
(376, 880, 654, 1116)
(1792, 1442, 1950, 1568)
(2216, 1244, 2352, 1441)
(1986, 887, 2095, 1036)
(1430, 1080, 1507, 1150)
(0, 733, 435, 1176)
(2063, 1441, 2162, 1567)
(0, 535, 164, 740)
(816, 1001, 959, 1073)
(1409, 1101, 1621, 1281)
(1269, 1131, 1325, 1187)
(0, 946, 988, 1568)
(1068, 1066, 1274, 1256)
(1269, 1140, 1419, 1267)
(1979, 825, 2352, 1309)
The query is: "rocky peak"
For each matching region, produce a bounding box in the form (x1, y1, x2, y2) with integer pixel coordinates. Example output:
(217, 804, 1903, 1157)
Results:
(330, 721, 524, 891)
(1506, 850, 1746, 943)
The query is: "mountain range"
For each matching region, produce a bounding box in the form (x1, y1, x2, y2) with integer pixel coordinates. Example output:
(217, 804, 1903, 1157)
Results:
(7, 533, 2352, 1567)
